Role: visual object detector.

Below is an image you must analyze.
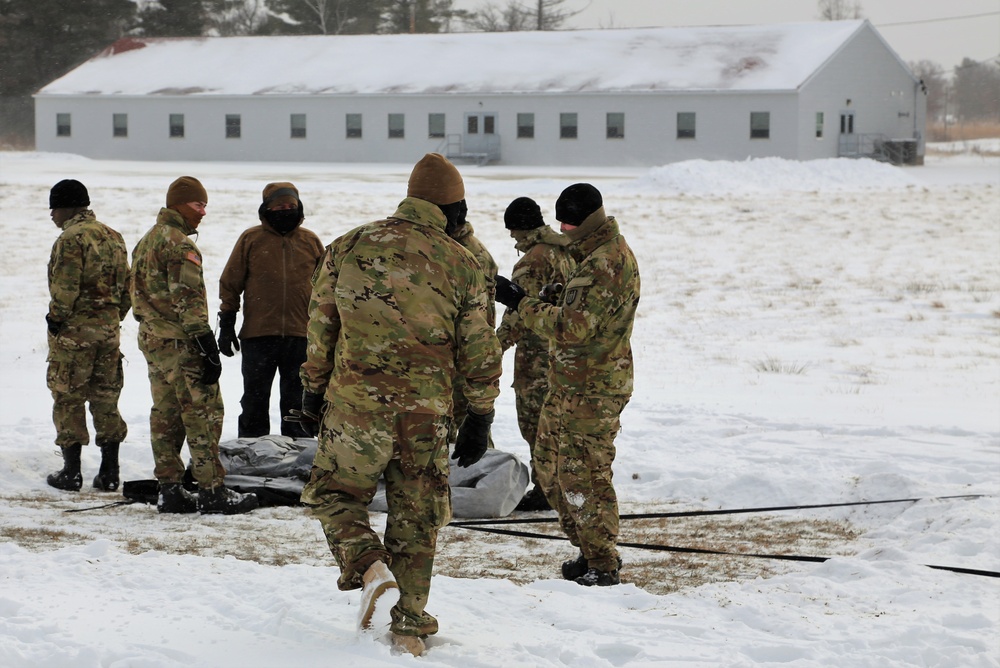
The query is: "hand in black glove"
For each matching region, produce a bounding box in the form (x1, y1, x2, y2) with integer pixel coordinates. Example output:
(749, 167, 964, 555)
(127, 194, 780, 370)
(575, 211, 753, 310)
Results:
(451, 408, 495, 468)
(284, 391, 325, 438)
(539, 282, 564, 304)
(217, 311, 240, 357)
(194, 332, 223, 385)
(494, 275, 527, 310)
(45, 314, 64, 336)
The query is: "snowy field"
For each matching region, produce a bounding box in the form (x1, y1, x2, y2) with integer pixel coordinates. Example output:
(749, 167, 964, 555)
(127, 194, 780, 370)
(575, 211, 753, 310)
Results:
(0, 148, 998, 667)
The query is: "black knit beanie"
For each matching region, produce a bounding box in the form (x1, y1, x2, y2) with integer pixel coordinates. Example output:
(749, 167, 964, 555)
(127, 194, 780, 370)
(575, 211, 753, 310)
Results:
(555, 183, 602, 226)
(49, 179, 90, 209)
(504, 197, 544, 230)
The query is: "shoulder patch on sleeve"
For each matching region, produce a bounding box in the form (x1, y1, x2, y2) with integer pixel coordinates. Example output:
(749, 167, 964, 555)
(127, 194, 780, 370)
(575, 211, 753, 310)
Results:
(185, 251, 202, 267)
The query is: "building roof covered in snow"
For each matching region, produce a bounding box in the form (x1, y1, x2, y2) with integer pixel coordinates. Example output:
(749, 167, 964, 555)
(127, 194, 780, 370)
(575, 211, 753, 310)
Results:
(37, 20, 876, 97)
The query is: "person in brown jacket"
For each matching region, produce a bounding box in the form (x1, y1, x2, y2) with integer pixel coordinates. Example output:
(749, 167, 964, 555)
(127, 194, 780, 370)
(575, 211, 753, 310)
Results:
(218, 182, 324, 438)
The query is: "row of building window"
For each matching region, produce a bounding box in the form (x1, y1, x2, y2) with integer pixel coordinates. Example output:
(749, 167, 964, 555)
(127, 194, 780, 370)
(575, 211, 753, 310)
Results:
(56, 111, 790, 141)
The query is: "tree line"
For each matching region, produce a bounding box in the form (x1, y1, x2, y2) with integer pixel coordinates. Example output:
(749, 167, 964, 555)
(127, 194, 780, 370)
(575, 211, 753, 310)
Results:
(0, 0, 578, 145)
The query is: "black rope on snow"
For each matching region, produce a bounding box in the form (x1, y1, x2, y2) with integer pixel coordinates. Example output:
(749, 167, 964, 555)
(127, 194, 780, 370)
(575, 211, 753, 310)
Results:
(449, 494, 989, 527)
(448, 494, 1000, 579)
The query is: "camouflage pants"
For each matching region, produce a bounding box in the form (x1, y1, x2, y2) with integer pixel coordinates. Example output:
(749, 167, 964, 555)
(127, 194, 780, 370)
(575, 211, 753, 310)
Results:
(138, 330, 226, 488)
(46, 324, 127, 448)
(514, 375, 548, 485)
(534, 393, 629, 573)
(301, 406, 451, 637)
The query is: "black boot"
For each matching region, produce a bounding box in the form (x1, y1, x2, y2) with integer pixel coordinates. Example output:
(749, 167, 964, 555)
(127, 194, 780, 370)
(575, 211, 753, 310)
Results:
(158, 482, 198, 514)
(575, 567, 621, 587)
(92, 442, 120, 492)
(515, 486, 552, 512)
(562, 553, 622, 581)
(198, 486, 259, 515)
(47, 443, 83, 491)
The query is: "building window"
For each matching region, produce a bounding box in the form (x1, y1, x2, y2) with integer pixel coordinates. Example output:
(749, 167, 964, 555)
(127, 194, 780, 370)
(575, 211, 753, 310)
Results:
(677, 112, 696, 139)
(169, 114, 185, 138)
(428, 113, 445, 138)
(606, 112, 624, 139)
(56, 113, 71, 137)
(346, 113, 362, 138)
(750, 112, 770, 139)
(560, 112, 578, 139)
(815, 112, 824, 139)
(226, 114, 241, 139)
(388, 113, 405, 138)
(517, 113, 534, 138)
(113, 113, 128, 138)
(483, 115, 495, 134)
(467, 115, 478, 134)
(290, 113, 306, 138)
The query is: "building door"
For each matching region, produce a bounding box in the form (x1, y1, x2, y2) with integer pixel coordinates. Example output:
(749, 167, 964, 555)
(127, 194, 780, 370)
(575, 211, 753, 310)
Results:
(838, 110, 857, 156)
(464, 112, 498, 156)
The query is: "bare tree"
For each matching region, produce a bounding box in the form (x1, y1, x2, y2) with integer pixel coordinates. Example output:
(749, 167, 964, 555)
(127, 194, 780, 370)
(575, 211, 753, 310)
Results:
(208, 0, 269, 35)
(908, 60, 948, 122)
(464, 0, 582, 32)
(818, 0, 863, 20)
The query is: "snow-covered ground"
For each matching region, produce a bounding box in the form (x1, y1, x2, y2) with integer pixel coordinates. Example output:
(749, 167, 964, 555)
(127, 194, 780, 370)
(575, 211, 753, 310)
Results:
(0, 148, 997, 667)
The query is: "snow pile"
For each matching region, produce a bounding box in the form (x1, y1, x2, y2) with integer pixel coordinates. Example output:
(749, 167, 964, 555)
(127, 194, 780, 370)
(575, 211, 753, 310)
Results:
(631, 156, 918, 194)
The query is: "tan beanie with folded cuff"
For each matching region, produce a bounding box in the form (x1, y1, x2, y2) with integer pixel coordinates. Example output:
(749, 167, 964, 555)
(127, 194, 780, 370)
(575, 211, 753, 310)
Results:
(407, 153, 464, 206)
(166, 176, 208, 208)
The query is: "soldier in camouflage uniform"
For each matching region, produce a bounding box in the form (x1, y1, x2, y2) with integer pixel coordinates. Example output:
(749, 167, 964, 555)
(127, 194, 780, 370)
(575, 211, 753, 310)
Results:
(299, 153, 501, 656)
(495, 197, 573, 511)
(45, 179, 130, 493)
(446, 199, 499, 445)
(495, 183, 639, 587)
(131, 176, 258, 515)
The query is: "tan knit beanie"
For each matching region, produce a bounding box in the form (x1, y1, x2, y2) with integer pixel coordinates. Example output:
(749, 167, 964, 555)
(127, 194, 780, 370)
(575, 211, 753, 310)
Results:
(262, 182, 300, 208)
(407, 153, 464, 205)
(166, 176, 208, 207)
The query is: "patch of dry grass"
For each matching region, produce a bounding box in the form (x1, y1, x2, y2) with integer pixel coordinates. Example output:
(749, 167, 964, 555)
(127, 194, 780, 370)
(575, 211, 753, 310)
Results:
(1, 493, 859, 596)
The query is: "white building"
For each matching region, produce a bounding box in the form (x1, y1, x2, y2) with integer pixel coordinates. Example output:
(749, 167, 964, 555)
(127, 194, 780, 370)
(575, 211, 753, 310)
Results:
(34, 20, 926, 166)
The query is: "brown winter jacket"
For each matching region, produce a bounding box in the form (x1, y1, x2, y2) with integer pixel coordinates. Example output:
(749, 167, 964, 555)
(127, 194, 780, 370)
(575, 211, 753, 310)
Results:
(219, 220, 324, 339)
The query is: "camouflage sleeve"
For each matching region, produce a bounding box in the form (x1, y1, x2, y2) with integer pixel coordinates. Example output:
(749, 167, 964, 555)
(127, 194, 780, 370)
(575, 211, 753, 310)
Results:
(47, 236, 83, 323)
(167, 242, 213, 338)
(454, 271, 502, 414)
(300, 244, 341, 396)
(519, 257, 628, 347)
(118, 260, 132, 322)
(219, 232, 249, 313)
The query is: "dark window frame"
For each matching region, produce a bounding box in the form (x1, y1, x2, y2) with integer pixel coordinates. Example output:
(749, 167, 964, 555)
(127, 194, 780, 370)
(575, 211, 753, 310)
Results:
(225, 114, 241, 139)
(388, 113, 405, 139)
(56, 113, 71, 137)
(346, 113, 363, 139)
(750, 111, 770, 139)
(113, 113, 128, 138)
(290, 113, 307, 139)
(428, 113, 445, 138)
(516, 112, 534, 139)
(677, 112, 696, 139)
(606, 112, 625, 139)
(169, 113, 185, 138)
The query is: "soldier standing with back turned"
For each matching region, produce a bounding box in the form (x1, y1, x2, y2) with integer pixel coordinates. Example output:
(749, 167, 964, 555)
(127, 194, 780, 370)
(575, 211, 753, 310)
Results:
(45, 179, 130, 493)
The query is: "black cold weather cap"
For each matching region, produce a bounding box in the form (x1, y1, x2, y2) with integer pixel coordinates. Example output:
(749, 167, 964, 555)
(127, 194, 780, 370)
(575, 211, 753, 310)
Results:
(555, 183, 602, 226)
(49, 179, 90, 209)
(504, 197, 544, 230)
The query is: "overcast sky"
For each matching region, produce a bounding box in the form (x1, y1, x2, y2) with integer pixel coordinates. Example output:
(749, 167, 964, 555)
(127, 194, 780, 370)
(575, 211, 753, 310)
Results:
(455, 0, 1000, 73)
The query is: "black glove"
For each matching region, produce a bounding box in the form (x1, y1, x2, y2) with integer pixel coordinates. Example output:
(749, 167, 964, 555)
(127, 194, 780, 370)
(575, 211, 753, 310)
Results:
(451, 408, 494, 468)
(539, 282, 564, 304)
(45, 314, 64, 336)
(217, 311, 240, 357)
(494, 275, 527, 310)
(284, 391, 325, 438)
(194, 332, 222, 385)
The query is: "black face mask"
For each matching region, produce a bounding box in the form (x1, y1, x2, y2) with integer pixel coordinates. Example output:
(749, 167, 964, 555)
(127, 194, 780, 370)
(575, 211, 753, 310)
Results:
(261, 205, 303, 235)
(439, 200, 467, 236)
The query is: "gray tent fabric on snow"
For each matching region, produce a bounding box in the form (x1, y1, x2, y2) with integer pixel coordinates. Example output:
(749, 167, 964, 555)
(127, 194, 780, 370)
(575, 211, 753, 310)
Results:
(218, 436, 530, 519)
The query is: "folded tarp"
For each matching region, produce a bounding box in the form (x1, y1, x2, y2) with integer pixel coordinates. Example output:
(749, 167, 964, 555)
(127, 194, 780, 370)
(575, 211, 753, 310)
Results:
(218, 436, 529, 519)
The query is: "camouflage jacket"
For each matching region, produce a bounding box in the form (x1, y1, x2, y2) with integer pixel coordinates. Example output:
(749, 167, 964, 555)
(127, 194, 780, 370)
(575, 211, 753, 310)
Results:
(300, 197, 502, 415)
(130, 207, 213, 340)
(496, 225, 573, 352)
(518, 209, 640, 397)
(47, 210, 130, 330)
(450, 222, 498, 327)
